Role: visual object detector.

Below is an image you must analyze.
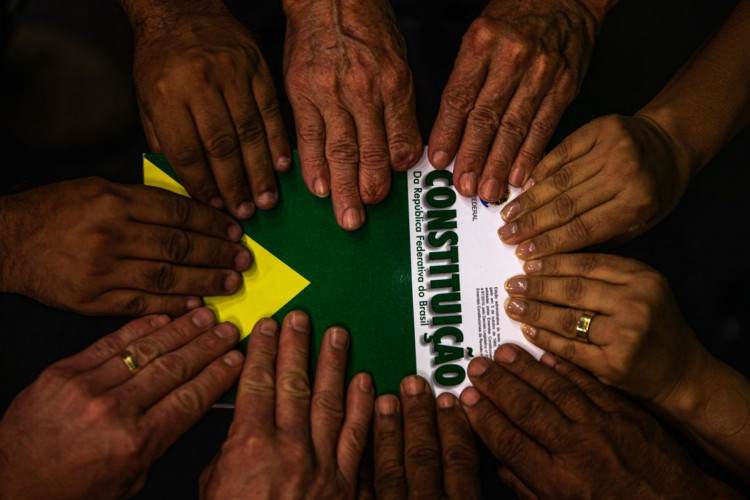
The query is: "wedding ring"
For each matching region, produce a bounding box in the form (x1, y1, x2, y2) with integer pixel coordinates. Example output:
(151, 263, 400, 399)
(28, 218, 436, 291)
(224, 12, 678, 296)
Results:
(120, 351, 141, 375)
(575, 311, 597, 344)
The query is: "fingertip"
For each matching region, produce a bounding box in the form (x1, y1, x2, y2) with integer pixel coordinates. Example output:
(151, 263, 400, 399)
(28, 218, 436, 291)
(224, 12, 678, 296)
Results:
(459, 387, 481, 407)
(376, 394, 400, 416)
(340, 207, 365, 231)
(276, 155, 292, 172)
(508, 166, 526, 187)
(234, 201, 256, 220)
(436, 392, 457, 409)
(255, 190, 279, 211)
(255, 317, 278, 337)
(222, 350, 245, 368)
(357, 373, 373, 393)
(430, 149, 452, 169)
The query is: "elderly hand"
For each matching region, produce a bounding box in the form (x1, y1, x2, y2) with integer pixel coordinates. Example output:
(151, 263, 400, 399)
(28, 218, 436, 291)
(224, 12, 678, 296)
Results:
(283, 0, 422, 230)
(0, 178, 251, 316)
(199, 312, 374, 499)
(0, 308, 243, 499)
(372, 376, 481, 499)
(127, 0, 290, 219)
(460, 345, 739, 499)
(498, 115, 692, 259)
(429, 0, 606, 201)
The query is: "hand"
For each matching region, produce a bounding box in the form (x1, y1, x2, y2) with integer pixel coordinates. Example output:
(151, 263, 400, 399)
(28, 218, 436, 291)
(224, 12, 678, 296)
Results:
(372, 376, 481, 500)
(199, 311, 374, 499)
(283, 0, 422, 230)
(497, 114, 692, 259)
(0, 308, 243, 499)
(130, 0, 290, 219)
(429, 0, 605, 202)
(460, 345, 739, 499)
(0, 178, 252, 316)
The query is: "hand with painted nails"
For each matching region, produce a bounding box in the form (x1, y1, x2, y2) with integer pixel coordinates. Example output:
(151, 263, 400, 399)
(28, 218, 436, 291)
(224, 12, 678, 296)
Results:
(460, 345, 740, 499)
(0, 309, 243, 499)
(497, 115, 692, 260)
(504, 253, 750, 480)
(283, 0, 423, 231)
(0, 178, 251, 316)
(199, 311, 374, 499)
(122, 0, 290, 219)
(372, 376, 481, 500)
(428, 0, 612, 202)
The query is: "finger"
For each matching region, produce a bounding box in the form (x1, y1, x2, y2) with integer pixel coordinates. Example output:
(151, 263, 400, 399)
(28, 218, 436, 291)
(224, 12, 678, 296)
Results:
(113, 260, 242, 297)
(528, 118, 599, 186)
(191, 93, 255, 219)
(234, 318, 279, 434)
(400, 375, 443, 499)
(505, 273, 619, 315)
(142, 349, 244, 459)
(96, 290, 202, 317)
(373, 394, 407, 500)
(60, 314, 171, 372)
(503, 296, 612, 345)
(223, 83, 279, 211)
(356, 456, 376, 500)
(117, 321, 239, 409)
(311, 327, 350, 461)
(498, 466, 539, 500)
(275, 311, 312, 437)
(353, 110, 391, 205)
(522, 253, 646, 285)
(252, 64, 292, 172)
(466, 356, 570, 447)
(127, 186, 244, 242)
(521, 325, 604, 372)
(140, 112, 162, 153)
(293, 97, 330, 198)
(428, 50, 489, 169)
(383, 77, 422, 171)
(122, 224, 252, 272)
(459, 386, 551, 476)
(151, 104, 221, 206)
(81, 308, 216, 391)
(435, 394, 481, 500)
(337, 373, 375, 487)
(325, 109, 365, 230)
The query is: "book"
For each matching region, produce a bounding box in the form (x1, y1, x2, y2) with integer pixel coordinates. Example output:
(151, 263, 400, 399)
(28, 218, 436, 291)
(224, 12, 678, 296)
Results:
(143, 150, 540, 400)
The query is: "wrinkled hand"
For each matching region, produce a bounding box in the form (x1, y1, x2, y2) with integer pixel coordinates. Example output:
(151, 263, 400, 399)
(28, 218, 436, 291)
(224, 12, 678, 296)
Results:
(0, 178, 251, 316)
(131, 1, 290, 219)
(0, 309, 243, 499)
(502, 253, 706, 404)
(429, 0, 603, 201)
(498, 115, 692, 259)
(199, 311, 374, 499)
(372, 376, 481, 499)
(460, 345, 739, 499)
(284, 0, 422, 230)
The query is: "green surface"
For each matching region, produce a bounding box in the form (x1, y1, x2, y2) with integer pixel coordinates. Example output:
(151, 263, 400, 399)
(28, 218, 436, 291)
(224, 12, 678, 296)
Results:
(146, 153, 416, 397)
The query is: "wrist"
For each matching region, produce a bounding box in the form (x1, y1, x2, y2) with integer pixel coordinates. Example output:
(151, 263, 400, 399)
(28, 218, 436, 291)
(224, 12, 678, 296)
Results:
(652, 341, 713, 423)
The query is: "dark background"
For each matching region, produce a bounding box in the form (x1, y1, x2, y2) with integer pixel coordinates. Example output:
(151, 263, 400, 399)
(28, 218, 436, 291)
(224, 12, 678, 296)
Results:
(1, 0, 749, 497)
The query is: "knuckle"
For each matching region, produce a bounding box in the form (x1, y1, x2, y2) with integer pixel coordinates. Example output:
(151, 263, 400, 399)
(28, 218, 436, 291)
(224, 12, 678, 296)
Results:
(122, 294, 149, 316)
(327, 141, 359, 166)
(170, 147, 204, 168)
(563, 308, 580, 334)
(175, 386, 206, 415)
(235, 118, 267, 145)
(551, 167, 574, 193)
(130, 336, 165, 361)
(564, 277, 586, 303)
(466, 18, 498, 52)
(577, 254, 600, 274)
(298, 123, 326, 145)
(84, 393, 120, 421)
(467, 105, 501, 133)
(375, 460, 406, 493)
(311, 389, 344, 418)
(404, 441, 441, 466)
(528, 116, 556, 140)
(560, 341, 578, 362)
(154, 352, 191, 384)
(170, 196, 195, 227)
(164, 230, 192, 263)
(566, 216, 594, 243)
(442, 85, 477, 116)
(204, 132, 240, 160)
(240, 363, 276, 396)
(499, 113, 528, 142)
(279, 370, 311, 399)
(442, 442, 479, 471)
(553, 193, 576, 220)
(492, 426, 527, 465)
(148, 263, 178, 292)
(359, 144, 390, 169)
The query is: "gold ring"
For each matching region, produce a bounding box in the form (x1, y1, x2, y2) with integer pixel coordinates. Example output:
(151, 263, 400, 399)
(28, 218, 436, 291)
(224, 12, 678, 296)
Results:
(575, 311, 597, 343)
(120, 351, 141, 375)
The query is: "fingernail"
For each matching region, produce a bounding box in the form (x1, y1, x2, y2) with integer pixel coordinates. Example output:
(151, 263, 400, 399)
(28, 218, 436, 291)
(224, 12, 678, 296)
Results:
(256, 191, 278, 209)
(150, 315, 170, 328)
(186, 297, 202, 310)
(259, 318, 276, 336)
(460, 387, 481, 407)
(234, 249, 252, 270)
(227, 224, 243, 242)
(501, 200, 521, 221)
(223, 350, 243, 367)
(498, 222, 519, 241)
(224, 273, 240, 292)
(330, 327, 348, 350)
(290, 311, 308, 333)
(516, 241, 537, 259)
(377, 395, 398, 415)
(509, 166, 525, 186)
(404, 375, 426, 396)
(433, 150, 451, 167)
(459, 172, 477, 195)
(214, 322, 238, 340)
(494, 345, 518, 364)
(313, 178, 329, 197)
(437, 393, 456, 409)
(541, 353, 558, 367)
(277, 156, 291, 170)
(505, 298, 526, 316)
(358, 373, 372, 392)
(192, 308, 215, 328)
(524, 260, 543, 274)
(237, 202, 255, 219)
(480, 179, 501, 201)
(504, 277, 527, 294)
(342, 208, 363, 230)
(523, 178, 535, 191)
(522, 324, 538, 339)
(210, 197, 225, 209)
(468, 357, 490, 377)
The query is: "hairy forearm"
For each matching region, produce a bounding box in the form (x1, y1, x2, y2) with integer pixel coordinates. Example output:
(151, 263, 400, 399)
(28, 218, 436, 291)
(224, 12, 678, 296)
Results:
(637, 0, 750, 177)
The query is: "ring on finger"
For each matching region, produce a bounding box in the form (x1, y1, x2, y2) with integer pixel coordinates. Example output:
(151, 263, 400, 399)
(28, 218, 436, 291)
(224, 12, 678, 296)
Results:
(575, 311, 597, 344)
(120, 350, 141, 375)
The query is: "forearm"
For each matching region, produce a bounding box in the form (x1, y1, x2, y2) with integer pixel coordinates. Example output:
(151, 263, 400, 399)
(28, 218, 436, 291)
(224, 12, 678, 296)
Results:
(637, 0, 750, 177)
(118, 0, 227, 37)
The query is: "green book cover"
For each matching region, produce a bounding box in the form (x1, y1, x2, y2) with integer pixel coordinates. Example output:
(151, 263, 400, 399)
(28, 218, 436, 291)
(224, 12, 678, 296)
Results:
(143, 150, 538, 402)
